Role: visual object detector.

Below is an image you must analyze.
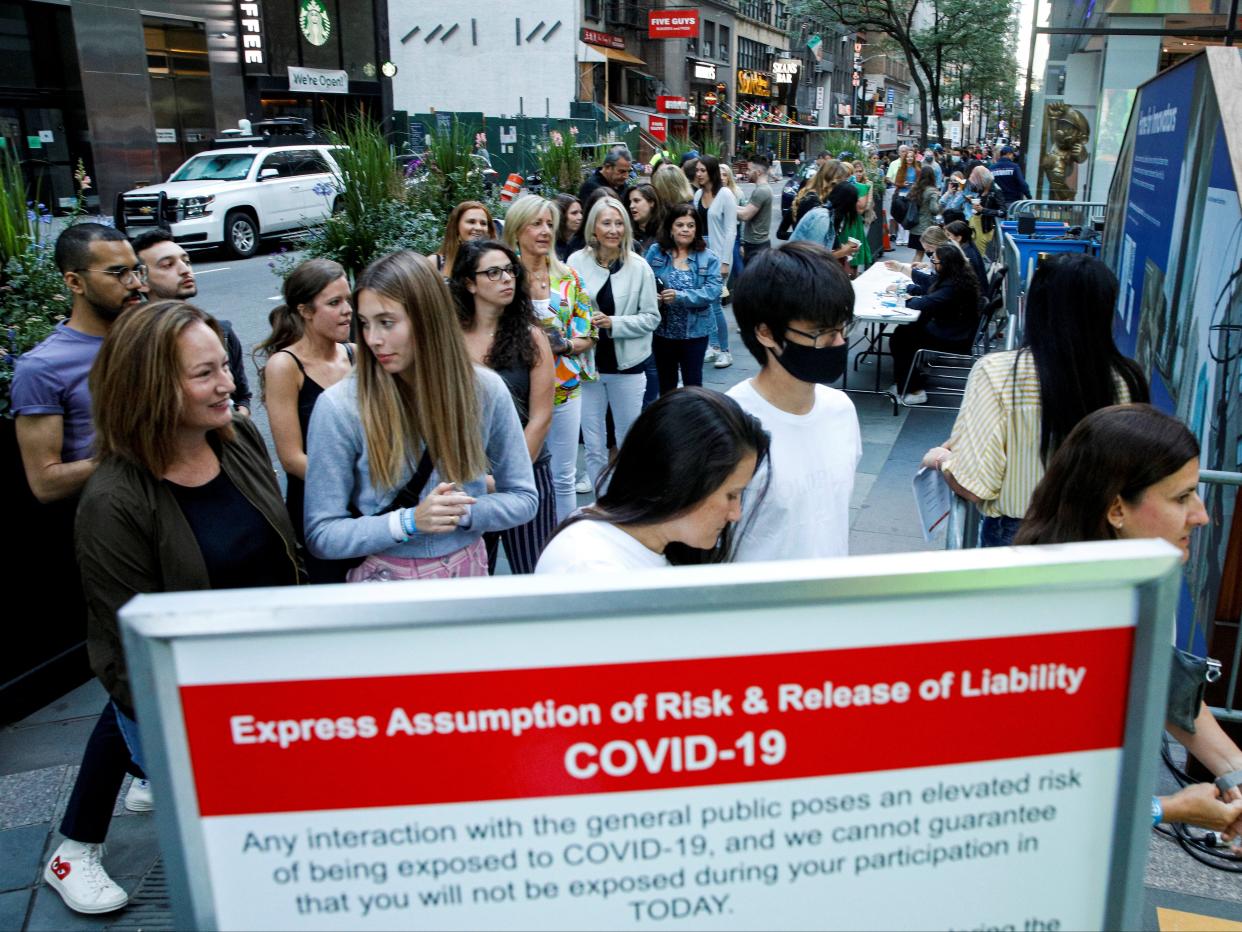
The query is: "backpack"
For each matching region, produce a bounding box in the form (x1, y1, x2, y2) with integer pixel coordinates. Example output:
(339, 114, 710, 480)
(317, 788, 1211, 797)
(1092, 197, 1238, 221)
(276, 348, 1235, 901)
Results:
(898, 194, 920, 230)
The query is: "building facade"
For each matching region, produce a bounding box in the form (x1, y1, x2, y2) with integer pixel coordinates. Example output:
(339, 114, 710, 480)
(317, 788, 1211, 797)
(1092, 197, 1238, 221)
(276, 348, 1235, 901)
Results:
(0, 0, 387, 217)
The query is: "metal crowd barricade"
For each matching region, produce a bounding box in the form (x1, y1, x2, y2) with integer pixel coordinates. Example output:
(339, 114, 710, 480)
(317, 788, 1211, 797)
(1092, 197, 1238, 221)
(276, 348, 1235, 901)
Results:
(942, 468, 1242, 723)
(1007, 199, 1107, 228)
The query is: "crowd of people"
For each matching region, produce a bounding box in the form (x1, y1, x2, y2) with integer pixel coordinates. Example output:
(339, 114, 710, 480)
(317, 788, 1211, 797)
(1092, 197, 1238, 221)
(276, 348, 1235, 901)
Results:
(8, 139, 1239, 916)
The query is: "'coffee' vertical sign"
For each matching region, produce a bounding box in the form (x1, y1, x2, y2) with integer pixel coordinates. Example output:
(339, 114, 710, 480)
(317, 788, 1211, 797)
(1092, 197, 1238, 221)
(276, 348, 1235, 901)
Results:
(236, 0, 266, 74)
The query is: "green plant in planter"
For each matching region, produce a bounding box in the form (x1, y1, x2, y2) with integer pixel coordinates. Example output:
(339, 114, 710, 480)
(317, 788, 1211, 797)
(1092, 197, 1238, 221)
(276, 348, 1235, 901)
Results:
(1, 242, 70, 417)
(0, 148, 67, 417)
(534, 126, 584, 196)
(274, 114, 499, 283)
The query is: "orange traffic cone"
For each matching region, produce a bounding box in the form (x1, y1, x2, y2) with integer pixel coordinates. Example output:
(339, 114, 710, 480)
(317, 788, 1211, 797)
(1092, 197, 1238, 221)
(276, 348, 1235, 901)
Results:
(500, 173, 524, 202)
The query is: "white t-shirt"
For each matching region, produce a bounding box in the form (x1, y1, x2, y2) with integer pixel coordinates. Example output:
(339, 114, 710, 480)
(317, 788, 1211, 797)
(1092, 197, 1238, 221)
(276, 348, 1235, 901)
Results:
(535, 519, 670, 574)
(727, 378, 861, 562)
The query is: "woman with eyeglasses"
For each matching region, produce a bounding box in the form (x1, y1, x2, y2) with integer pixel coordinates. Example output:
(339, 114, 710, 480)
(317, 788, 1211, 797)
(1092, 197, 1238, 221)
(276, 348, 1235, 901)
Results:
(449, 240, 557, 573)
(568, 197, 660, 490)
(503, 195, 597, 522)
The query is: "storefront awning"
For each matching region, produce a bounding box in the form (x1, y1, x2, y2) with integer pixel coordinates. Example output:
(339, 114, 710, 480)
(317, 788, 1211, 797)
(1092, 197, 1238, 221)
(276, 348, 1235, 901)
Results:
(580, 42, 646, 66)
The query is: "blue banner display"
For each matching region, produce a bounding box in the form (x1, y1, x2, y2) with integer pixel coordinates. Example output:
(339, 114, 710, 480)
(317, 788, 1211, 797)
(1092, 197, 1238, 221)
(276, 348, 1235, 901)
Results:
(1106, 50, 1242, 653)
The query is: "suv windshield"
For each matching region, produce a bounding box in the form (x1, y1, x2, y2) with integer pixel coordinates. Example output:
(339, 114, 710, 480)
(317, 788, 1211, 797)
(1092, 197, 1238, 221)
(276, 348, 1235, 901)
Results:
(170, 153, 256, 182)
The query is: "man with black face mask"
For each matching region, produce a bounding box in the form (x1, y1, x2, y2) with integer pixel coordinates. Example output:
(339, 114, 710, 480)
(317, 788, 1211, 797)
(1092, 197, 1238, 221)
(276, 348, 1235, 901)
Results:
(727, 241, 861, 561)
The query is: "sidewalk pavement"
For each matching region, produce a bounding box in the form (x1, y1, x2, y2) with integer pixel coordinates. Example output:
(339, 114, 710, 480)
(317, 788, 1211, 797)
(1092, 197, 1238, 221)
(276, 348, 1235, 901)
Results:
(2, 242, 1240, 930)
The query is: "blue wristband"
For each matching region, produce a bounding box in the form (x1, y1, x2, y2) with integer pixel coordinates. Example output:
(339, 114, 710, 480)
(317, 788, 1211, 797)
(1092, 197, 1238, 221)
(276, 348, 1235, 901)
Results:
(401, 508, 417, 538)
(1151, 796, 1162, 827)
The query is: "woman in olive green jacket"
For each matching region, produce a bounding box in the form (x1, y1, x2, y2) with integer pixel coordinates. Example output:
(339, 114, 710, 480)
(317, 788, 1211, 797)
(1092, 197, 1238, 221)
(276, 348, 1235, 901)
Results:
(45, 300, 302, 917)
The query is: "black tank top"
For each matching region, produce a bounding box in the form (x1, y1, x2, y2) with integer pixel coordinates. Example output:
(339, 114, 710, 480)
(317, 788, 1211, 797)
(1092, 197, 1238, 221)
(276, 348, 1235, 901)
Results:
(279, 345, 354, 547)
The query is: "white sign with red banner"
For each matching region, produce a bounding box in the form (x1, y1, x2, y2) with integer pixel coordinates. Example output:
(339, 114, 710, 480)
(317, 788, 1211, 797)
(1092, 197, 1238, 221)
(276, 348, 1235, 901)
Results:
(648, 115, 668, 141)
(657, 96, 689, 113)
(649, 9, 699, 39)
(122, 543, 1177, 930)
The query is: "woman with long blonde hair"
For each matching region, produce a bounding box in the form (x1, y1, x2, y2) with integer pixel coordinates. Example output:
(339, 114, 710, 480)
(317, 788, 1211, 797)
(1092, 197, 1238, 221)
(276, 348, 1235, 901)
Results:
(504, 195, 597, 521)
(652, 161, 694, 207)
(303, 250, 537, 581)
(789, 159, 862, 265)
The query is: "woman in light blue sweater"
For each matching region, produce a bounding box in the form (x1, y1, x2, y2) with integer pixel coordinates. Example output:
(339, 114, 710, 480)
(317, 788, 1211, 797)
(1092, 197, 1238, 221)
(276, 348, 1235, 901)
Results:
(304, 250, 537, 581)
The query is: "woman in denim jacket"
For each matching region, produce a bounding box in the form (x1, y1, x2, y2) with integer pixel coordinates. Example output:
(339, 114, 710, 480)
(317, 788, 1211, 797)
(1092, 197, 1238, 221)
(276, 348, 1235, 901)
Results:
(644, 204, 723, 394)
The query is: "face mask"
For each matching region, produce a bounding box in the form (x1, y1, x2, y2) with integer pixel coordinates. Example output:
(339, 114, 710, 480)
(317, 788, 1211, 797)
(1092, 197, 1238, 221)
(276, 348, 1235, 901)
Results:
(774, 339, 848, 385)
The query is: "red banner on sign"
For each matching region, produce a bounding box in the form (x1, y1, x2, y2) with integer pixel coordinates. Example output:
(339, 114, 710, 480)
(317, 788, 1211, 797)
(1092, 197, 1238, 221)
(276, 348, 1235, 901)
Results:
(581, 28, 624, 50)
(657, 95, 688, 113)
(649, 9, 700, 38)
(181, 628, 1132, 817)
(649, 116, 667, 141)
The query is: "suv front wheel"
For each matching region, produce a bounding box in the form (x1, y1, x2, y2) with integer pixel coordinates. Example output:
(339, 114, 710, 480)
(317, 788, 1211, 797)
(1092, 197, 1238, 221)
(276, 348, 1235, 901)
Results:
(224, 210, 259, 259)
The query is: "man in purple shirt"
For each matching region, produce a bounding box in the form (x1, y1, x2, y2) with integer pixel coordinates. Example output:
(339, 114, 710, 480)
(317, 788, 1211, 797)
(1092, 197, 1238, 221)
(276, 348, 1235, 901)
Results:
(13, 223, 147, 917)
(12, 222, 143, 501)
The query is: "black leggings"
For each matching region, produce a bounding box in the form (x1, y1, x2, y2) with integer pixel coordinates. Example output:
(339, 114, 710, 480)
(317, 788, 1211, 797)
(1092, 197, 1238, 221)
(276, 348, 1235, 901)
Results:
(653, 334, 709, 394)
(59, 702, 145, 844)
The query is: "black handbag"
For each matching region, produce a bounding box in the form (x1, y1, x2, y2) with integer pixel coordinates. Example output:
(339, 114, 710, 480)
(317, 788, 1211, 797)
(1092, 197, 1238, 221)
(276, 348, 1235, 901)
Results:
(344, 448, 436, 568)
(1166, 648, 1221, 733)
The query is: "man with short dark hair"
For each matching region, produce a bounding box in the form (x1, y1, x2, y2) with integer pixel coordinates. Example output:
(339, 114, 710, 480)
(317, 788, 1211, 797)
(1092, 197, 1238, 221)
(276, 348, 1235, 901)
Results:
(990, 145, 1031, 203)
(14, 223, 143, 502)
(131, 229, 251, 414)
(727, 242, 862, 561)
(737, 156, 773, 262)
(14, 222, 148, 916)
(577, 146, 632, 205)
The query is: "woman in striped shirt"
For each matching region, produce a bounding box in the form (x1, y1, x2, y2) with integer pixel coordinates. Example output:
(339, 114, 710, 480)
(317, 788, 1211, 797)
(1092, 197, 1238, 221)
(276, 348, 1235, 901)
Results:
(921, 253, 1148, 546)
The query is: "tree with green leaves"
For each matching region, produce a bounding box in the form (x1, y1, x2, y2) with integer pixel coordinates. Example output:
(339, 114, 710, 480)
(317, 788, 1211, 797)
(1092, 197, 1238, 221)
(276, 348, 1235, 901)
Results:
(793, 0, 1018, 144)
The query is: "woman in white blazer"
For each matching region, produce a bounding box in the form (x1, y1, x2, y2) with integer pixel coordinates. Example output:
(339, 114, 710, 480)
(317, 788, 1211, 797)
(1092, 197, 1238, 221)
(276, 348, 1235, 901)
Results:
(568, 197, 660, 490)
(692, 154, 737, 368)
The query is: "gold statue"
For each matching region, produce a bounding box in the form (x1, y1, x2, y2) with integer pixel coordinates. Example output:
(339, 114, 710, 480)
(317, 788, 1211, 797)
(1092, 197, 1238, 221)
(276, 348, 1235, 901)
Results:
(1039, 103, 1090, 201)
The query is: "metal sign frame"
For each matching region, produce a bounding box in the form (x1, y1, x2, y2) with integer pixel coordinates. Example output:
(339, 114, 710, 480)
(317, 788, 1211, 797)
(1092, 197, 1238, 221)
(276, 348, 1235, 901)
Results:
(122, 540, 1181, 931)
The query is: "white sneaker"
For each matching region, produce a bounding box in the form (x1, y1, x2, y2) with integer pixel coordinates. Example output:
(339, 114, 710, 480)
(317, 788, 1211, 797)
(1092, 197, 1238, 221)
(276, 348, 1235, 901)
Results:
(704, 345, 719, 362)
(713, 351, 733, 369)
(44, 840, 128, 914)
(575, 475, 592, 494)
(124, 778, 153, 812)
(902, 389, 928, 405)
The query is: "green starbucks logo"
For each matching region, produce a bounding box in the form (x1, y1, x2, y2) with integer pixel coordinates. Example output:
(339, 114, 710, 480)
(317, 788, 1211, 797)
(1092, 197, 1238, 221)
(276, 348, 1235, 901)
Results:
(299, 0, 331, 46)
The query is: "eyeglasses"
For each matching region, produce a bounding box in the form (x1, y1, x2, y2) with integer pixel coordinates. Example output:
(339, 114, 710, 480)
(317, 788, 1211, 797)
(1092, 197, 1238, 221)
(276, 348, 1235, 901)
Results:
(786, 324, 845, 348)
(76, 264, 148, 285)
(475, 264, 517, 282)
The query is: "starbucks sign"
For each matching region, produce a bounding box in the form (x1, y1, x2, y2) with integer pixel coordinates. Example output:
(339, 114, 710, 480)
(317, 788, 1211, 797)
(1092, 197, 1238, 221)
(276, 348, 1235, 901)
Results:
(299, 0, 331, 46)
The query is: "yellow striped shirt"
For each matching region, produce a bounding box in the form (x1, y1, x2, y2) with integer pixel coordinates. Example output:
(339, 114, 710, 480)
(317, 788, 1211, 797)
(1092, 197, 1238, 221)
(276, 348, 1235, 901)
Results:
(944, 351, 1133, 519)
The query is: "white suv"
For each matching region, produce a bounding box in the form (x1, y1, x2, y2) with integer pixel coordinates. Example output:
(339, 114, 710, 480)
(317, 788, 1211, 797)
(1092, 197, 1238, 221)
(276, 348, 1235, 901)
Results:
(117, 145, 341, 259)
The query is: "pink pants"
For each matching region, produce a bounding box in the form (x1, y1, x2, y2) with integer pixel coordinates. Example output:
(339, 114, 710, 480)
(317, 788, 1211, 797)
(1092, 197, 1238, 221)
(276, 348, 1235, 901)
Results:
(345, 540, 488, 583)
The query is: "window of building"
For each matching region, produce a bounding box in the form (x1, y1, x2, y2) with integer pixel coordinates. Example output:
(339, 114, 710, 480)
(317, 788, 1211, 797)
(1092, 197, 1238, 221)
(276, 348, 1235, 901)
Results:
(738, 36, 771, 71)
(719, 25, 730, 61)
(703, 20, 715, 59)
(584, 0, 602, 21)
(775, 1, 787, 27)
